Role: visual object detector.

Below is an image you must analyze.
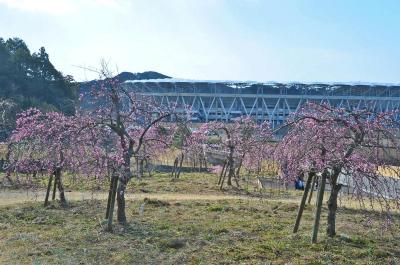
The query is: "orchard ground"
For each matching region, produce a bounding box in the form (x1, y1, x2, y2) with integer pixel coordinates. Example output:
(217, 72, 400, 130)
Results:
(1, 172, 399, 265)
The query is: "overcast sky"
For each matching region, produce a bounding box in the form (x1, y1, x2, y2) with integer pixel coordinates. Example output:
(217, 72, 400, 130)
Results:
(1, 0, 399, 83)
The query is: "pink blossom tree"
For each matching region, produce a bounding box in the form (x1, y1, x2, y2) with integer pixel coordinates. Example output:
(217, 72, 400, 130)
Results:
(78, 65, 179, 224)
(168, 124, 208, 179)
(199, 117, 272, 188)
(8, 108, 84, 206)
(9, 106, 134, 232)
(275, 102, 400, 241)
(133, 124, 176, 178)
(184, 127, 209, 171)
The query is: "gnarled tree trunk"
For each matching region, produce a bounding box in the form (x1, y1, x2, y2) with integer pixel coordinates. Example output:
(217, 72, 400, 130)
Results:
(117, 172, 128, 224)
(327, 183, 342, 237)
(117, 153, 132, 224)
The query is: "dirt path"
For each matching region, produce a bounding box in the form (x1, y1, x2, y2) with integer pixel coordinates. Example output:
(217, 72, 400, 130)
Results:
(0, 189, 296, 206)
(1, 189, 392, 213)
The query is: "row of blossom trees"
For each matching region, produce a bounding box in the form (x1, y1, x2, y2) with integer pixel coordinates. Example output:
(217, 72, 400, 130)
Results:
(194, 103, 399, 241)
(275, 103, 400, 241)
(6, 65, 182, 229)
(4, 69, 400, 238)
(197, 117, 273, 189)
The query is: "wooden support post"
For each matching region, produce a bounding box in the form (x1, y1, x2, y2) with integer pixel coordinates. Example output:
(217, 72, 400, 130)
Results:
(218, 162, 227, 185)
(107, 175, 118, 231)
(105, 174, 114, 219)
(293, 172, 313, 233)
(171, 157, 178, 178)
(51, 173, 57, 201)
(220, 162, 229, 190)
(176, 153, 184, 179)
(44, 175, 53, 207)
(308, 175, 318, 204)
(312, 171, 327, 243)
(56, 169, 67, 206)
(233, 173, 240, 187)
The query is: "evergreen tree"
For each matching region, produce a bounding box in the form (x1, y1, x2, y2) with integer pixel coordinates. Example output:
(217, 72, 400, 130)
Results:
(0, 37, 76, 141)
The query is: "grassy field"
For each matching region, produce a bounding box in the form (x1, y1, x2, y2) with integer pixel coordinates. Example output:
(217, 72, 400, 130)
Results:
(0, 173, 399, 265)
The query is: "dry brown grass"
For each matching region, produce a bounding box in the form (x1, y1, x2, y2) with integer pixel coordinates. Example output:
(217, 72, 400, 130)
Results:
(1, 172, 399, 264)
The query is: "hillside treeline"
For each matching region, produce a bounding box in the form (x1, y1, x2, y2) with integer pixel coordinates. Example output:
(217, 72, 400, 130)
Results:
(0, 37, 76, 140)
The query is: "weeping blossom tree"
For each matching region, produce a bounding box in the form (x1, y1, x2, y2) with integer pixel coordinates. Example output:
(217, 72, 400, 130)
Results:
(184, 127, 209, 171)
(169, 125, 208, 179)
(199, 117, 272, 188)
(8, 109, 94, 206)
(79, 65, 179, 224)
(275, 102, 400, 239)
(133, 124, 176, 178)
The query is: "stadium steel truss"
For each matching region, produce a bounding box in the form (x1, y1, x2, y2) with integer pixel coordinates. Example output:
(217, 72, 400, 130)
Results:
(124, 79, 400, 129)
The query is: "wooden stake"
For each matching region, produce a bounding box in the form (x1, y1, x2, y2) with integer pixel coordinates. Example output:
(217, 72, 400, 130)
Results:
(312, 171, 327, 243)
(218, 162, 227, 185)
(293, 172, 313, 233)
(307, 174, 318, 204)
(107, 175, 118, 231)
(51, 173, 57, 201)
(220, 161, 229, 190)
(105, 174, 114, 219)
(44, 175, 53, 207)
(176, 153, 184, 179)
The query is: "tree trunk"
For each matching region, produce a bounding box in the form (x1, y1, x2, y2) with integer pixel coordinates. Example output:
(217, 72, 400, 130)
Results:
(117, 162, 131, 224)
(116, 178, 127, 224)
(44, 174, 53, 207)
(326, 184, 342, 237)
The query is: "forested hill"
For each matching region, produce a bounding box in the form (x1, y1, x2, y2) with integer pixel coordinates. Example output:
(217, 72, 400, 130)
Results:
(0, 37, 77, 141)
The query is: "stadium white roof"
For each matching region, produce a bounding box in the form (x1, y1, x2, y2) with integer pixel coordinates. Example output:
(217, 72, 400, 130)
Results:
(125, 78, 400, 87)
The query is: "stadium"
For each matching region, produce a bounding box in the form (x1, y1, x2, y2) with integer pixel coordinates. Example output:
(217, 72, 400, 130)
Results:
(124, 79, 400, 128)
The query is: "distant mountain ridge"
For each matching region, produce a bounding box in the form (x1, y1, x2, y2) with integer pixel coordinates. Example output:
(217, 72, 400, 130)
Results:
(114, 71, 170, 82)
(79, 71, 170, 91)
